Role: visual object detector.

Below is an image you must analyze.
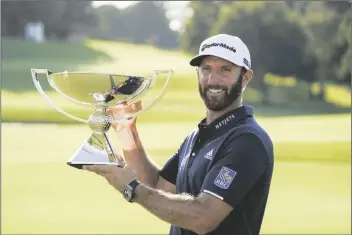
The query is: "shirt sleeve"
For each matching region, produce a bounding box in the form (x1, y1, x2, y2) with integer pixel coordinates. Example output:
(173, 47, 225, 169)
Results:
(159, 151, 179, 185)
(200, 133, 269, 209)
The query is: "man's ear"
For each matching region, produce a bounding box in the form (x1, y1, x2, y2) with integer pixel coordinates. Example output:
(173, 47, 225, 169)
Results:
(242, 69, 253, 88)
(196, 67, 201, 80)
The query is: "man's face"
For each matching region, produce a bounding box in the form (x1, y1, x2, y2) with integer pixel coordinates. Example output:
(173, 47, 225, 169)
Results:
(197, 56, 246, 111)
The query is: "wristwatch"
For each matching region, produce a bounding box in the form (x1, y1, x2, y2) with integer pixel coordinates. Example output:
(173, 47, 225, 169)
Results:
(123, 179, 141, 202)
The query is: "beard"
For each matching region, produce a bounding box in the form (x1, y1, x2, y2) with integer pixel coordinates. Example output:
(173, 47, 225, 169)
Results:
(198, 76, 243, 111)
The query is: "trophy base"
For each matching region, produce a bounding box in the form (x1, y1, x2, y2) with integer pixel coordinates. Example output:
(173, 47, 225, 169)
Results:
(67, 132, 124, 169)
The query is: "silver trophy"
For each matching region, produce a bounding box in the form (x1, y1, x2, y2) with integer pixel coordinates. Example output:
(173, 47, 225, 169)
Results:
(31, 69, 172, 169)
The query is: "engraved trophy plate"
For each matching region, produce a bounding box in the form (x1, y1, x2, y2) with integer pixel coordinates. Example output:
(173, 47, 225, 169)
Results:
(31, 69, 172, 169)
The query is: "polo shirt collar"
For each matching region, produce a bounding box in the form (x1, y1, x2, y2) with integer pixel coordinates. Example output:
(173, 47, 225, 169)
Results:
(197, 105, 254, 135)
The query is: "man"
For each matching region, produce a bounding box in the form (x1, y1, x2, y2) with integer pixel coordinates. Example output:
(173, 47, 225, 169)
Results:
(84, 34, 274, 235)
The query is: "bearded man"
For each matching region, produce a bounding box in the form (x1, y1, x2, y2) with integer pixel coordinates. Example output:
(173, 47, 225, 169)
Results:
(84, 34, 274, 235)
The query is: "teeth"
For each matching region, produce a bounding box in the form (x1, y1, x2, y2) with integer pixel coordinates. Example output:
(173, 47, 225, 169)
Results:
(208, 89, 223, 94)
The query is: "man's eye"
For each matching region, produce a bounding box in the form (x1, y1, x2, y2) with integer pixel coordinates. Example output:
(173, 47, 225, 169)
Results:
(222, 68, 231, 72)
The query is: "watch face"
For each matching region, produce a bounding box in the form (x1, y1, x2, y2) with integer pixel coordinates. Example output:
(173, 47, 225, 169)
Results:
(123, 188, 132, 201)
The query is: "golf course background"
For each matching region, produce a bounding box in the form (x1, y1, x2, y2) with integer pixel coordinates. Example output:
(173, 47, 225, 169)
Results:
(2, 39, 351, 234)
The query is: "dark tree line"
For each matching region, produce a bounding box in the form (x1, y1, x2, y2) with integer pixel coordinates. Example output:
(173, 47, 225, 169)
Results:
(180, 1, 351, 86)
(2, 1, 350, 85)
(1, 1, 97, 40)
(1, 1, 179, 48)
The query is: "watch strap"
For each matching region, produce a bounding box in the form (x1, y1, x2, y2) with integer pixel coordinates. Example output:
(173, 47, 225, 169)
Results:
(127, 179, 140, 190)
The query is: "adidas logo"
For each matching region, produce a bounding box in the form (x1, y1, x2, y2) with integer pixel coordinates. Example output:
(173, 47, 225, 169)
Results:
(204, 149, 214, 160)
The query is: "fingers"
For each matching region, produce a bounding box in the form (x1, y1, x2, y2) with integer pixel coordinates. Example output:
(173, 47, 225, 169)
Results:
(130, 101, 143, 112)
(107, 104, 125, 117)
(83, 165, 117, 174)
(134, 100, 143, 109)
(107, 102, 126, 113)
(85, 168, 115, 186)
(108, 102, 142, 115)
(83, 164, 133, 173)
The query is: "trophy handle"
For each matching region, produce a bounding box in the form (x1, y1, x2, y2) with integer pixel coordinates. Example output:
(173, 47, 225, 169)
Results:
(109, 69, 173, 123)
(31, 69, 89, 124)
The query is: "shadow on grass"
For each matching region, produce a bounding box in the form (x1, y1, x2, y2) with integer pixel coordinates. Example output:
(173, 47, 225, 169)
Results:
(250, 101, 350, 117)
(1, 38, 113, 92)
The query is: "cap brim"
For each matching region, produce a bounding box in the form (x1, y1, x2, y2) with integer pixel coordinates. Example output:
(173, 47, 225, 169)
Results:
(189, 54, 208, 66)
(189, 52, 249, 70)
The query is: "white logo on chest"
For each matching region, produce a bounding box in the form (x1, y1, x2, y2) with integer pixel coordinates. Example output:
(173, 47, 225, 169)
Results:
(204, 149, 214, 160)
(215, 114, 235, 129)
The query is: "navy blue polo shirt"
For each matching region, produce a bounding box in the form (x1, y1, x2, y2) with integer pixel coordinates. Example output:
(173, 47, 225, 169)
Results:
(160, 105, 274, 235)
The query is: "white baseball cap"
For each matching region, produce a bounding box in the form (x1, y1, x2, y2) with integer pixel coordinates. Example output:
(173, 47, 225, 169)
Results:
(189, 34, 251, 70)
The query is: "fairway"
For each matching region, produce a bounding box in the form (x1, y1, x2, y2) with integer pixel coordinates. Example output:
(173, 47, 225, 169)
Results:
(2, 116, 351, 234)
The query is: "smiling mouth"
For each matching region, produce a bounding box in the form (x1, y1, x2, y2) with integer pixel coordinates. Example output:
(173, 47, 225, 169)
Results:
(207, 88, 225, 94)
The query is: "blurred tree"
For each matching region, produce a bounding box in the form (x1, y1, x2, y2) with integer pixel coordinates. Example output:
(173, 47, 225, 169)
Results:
(180, 2, 221, 53)
(88, 5, 123, 40)
(83, 1, 178, 48)
(301, 2, 351, 86)
(335, 9, 352, 84)
(284, 0, 310, 13)
(211, 2, 316, 85)
(324, 1, 351, 14)
(46, 1, 98, 40)
(1, 1, 52, 37)
(119, 1, 179, 48)
(1, 0, 98, 40)
(301, 2, 337, 87)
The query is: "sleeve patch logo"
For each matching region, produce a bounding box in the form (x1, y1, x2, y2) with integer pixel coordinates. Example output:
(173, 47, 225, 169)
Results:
(214, 166, 237, 189)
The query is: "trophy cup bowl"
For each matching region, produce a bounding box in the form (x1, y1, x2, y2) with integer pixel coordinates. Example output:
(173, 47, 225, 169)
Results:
(31, 69, 173, 169)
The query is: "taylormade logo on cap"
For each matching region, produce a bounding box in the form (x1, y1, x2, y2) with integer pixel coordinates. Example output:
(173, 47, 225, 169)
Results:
(201, 42, 237, 54)
(190, 34, 251, 70)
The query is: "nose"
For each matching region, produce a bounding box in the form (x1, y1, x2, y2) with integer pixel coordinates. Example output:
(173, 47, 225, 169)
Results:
(205, 71, 220, 86)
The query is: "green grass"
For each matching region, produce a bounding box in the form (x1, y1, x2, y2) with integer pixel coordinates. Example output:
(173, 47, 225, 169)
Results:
(2, 115, 351, 234)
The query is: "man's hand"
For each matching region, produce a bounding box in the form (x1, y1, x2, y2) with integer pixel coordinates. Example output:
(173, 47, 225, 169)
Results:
(107, 101, 142, 132)
(107, 101, 143, 150)
(106, 100, 167, 191)
(83, 164, 137, 193)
